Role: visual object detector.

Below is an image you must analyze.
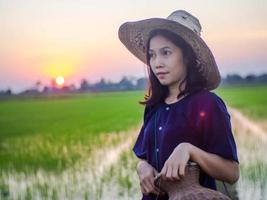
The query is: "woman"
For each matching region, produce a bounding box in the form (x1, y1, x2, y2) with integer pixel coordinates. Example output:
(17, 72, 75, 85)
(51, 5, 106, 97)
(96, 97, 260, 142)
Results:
(118, 10, 239, 200)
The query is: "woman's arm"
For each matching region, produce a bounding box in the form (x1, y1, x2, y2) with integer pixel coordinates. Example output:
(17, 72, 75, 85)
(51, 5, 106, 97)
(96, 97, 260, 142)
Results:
(187, 143, 239, 184)
(160, 142, 239, 184)
(187, 143, 240, 184)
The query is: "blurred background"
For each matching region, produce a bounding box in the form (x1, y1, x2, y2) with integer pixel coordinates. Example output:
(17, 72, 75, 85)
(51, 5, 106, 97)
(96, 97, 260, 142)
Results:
(0, 0, 266, 199)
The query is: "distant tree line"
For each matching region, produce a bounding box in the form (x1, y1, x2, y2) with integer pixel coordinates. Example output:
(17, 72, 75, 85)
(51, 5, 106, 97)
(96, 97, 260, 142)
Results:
(0, 73, 267, 96)
(79, 76, 147, 92)
(221, 74, 267, 86)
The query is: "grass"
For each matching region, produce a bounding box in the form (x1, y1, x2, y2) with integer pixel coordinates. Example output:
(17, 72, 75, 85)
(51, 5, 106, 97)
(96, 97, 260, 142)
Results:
(0, 91, 145, 172)
(215, 85, 267, 120)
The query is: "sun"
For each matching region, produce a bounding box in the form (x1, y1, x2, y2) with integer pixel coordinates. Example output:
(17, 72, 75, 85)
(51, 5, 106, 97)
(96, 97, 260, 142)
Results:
(55, 76, 65, 87)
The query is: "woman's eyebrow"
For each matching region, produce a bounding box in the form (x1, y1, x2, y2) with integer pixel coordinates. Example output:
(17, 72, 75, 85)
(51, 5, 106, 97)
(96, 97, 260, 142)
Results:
(160, 46, 171, 50)
(149, 46, 171, 51)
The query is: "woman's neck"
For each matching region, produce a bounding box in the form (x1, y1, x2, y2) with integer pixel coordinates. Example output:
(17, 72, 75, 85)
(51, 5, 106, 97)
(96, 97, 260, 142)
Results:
(167, 81, 186, 99)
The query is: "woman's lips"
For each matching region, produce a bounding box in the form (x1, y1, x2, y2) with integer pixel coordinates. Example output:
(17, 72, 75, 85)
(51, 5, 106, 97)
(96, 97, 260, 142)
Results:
(157, 72, 169, 79)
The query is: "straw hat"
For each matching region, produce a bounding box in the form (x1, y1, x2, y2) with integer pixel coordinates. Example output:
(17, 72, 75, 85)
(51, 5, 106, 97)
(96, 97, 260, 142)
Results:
(118, 10, 221, 90)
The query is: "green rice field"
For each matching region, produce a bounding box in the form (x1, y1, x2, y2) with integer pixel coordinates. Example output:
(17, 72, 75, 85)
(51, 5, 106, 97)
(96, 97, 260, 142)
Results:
(0, 85, 266, 199)
(216, 85, 267, 120)
(0, 91, 144, 172)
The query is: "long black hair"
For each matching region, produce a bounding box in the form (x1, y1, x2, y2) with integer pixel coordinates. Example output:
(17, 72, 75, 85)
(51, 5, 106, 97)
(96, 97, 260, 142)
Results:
(139, 29, 207, 107)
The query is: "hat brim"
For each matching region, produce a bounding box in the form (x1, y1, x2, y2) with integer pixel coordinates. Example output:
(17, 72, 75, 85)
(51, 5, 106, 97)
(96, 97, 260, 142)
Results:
(118, 18, 221, 90)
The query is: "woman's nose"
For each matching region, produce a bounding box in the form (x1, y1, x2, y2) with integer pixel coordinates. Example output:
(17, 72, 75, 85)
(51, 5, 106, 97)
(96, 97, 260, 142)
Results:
(154, 56, 164, 68)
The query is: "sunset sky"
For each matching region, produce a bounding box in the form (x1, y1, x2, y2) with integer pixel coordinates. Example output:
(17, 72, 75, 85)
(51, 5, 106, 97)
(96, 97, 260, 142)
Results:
(0, 0, 266, 93)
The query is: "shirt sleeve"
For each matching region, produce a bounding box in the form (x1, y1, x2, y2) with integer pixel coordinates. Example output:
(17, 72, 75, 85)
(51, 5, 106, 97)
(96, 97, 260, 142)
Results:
(199, 93, 239, 163)
(132, 105, 149, 160)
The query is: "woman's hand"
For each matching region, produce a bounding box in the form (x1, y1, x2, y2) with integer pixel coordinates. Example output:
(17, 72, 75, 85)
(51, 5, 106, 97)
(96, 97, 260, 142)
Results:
(137, 160, 164, 195)
(160, 142, 192, 181)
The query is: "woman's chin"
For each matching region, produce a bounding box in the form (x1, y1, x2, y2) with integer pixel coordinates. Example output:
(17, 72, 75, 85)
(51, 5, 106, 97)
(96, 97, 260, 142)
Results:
(159, 80, 170, 86)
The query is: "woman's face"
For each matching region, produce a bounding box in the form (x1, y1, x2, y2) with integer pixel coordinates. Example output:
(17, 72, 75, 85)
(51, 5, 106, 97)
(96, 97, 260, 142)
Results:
(148, 35, 187, 88)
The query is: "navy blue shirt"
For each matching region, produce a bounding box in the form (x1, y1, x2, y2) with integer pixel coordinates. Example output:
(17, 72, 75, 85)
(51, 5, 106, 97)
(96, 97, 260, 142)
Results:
(133, 90, 239, 200)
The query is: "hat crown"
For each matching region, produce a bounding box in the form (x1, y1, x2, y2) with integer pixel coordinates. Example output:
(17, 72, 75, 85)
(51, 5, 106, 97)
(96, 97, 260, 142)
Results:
(167, 10, 202, 36)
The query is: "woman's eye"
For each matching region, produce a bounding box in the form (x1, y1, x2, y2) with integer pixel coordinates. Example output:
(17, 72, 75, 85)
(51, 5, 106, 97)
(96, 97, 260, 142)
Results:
(149, 53, 154, 58)
(163, 50, 171, 55)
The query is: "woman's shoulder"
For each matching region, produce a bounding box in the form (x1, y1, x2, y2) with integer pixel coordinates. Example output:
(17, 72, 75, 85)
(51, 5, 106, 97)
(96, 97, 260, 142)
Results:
(190, 89, 226, 105)
(187, 89, 228, 113)
(184, 90, 230, 123)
